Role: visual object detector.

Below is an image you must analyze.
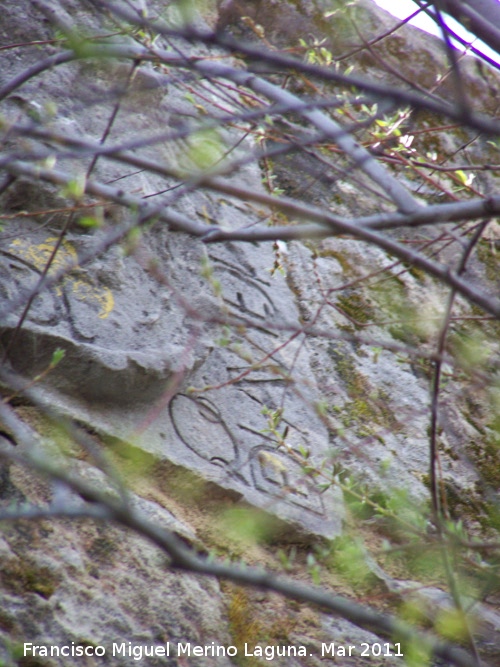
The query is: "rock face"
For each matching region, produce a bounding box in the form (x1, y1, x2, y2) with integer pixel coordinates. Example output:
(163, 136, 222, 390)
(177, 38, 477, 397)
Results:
(0, 464, 234, 667)
(1, 0, 500, 664)
(0, 0, 345, 541)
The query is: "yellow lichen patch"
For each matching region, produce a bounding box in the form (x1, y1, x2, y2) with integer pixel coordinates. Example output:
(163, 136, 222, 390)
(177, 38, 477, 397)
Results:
(70, 277, 114, 319)
(9, 236, 114, 318)
(11, 236, 77, 293)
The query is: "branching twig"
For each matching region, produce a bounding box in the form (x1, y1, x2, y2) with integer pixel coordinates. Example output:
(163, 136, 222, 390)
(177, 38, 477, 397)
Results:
(0, 399, 485, 667)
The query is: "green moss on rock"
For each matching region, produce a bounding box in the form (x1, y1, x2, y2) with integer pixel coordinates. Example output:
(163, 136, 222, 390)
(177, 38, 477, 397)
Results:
(329, 347, 401, 434)
(0, 559, 59, 599)
(336, 292, 375, 328)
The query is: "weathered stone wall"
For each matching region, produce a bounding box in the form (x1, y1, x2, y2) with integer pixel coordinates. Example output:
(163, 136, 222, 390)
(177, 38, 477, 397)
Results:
(1, 0, 499, 664)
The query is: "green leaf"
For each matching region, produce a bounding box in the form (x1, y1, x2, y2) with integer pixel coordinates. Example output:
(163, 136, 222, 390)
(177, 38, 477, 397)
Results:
(185, 129, 225, 172)
(77, 216, 101, 229)
(298, 444, 310, 459)
(62, 174, 86, 200)
(50, 348, 65, 366)
(220, 507, 276, 545)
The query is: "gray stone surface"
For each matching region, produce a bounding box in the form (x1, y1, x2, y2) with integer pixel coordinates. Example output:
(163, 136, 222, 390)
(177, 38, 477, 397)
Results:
(0, 0, 343, 539)
(0, 466, 233, 667)
(1, 1, 499, 665)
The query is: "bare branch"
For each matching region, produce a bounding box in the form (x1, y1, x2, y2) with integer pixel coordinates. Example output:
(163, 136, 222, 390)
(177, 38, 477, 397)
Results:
(2, 156, 500, 321)
(1, 4, 499, 663)
(439, 0, 500, 57)
(94, 0, 500, 136)
(0, 400, 484, 667)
